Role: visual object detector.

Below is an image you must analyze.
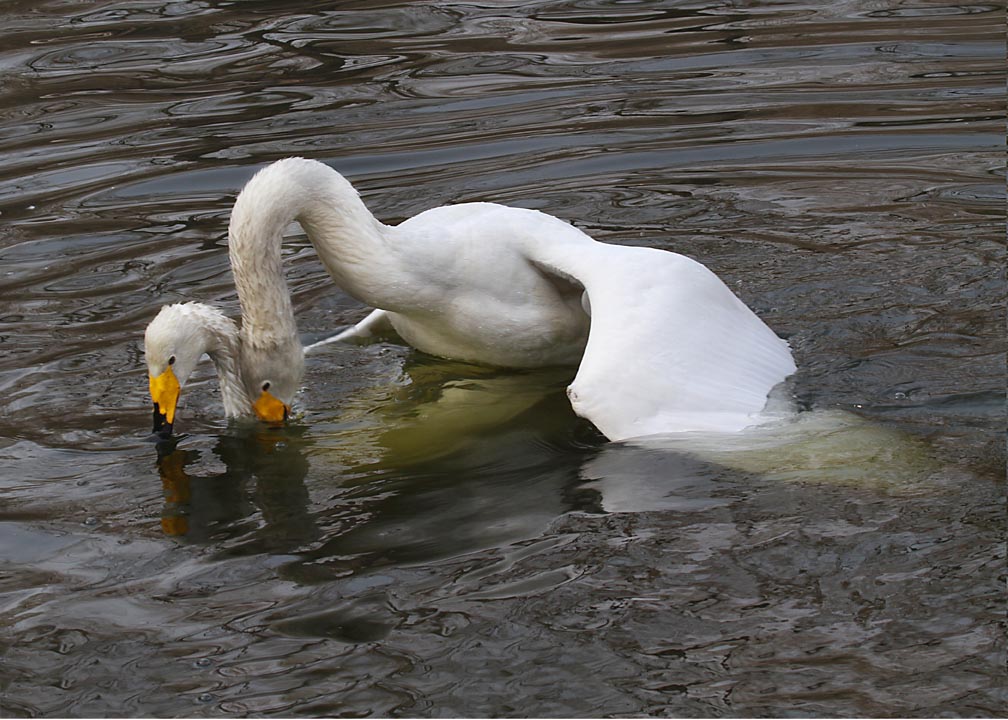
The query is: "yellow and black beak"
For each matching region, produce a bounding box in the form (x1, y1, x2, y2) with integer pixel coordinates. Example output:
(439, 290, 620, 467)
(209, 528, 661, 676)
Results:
(149, 365, 180, 436)
(253, 388, 290, 424)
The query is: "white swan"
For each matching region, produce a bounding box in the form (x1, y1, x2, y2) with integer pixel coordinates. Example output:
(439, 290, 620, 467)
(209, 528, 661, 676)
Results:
(145, 157, 795, 441)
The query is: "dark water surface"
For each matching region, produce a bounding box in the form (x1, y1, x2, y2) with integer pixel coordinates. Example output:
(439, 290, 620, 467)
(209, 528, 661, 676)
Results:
(0, 1, 1004, 717)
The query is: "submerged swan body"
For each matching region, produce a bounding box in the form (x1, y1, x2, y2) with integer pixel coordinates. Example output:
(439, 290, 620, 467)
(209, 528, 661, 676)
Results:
(145, 157, 795, 441)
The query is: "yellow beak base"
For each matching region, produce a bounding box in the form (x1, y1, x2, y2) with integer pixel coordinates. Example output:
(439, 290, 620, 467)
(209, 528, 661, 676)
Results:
(149, 366, 180, 435)
(253, 389, 290, 424)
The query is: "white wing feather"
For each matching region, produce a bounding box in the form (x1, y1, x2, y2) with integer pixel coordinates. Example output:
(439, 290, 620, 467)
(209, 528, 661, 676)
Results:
(529, 241, 796, 441)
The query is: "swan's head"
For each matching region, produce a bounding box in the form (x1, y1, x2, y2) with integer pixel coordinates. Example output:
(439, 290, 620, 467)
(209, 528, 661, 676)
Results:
(144, 302, 244, 435)
(238, 338, 304, 424)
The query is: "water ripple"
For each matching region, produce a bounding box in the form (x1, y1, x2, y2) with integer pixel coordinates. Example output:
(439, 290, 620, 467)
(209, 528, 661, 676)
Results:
(0, 1, 1003, 717)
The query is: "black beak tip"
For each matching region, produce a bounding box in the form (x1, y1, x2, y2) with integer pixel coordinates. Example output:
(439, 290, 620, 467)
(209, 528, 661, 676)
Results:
(152, 406, 173, 438)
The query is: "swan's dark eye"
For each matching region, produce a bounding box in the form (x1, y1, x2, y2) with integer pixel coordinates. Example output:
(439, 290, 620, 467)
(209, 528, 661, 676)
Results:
(168, 355, 176, 365)
(262, 382, 270, 392)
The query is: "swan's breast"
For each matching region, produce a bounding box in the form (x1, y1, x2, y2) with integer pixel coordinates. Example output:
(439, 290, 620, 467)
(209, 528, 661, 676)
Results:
(386, 284, 588, 368)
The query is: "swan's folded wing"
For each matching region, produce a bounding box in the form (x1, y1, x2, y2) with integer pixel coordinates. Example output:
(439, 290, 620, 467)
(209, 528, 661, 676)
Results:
(529, 242, 796, 440)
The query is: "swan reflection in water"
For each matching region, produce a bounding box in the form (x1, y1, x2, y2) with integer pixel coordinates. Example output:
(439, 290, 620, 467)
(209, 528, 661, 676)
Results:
(154, 349, 943, 575)
(153, 357, 603, 573)
(156, 424, 317, 548)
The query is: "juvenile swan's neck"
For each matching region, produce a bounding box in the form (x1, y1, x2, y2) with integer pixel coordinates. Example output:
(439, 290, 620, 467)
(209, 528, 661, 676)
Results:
(228, 157, 396, 351)
(210, 332, 255, 419)
(191, 304, 255, 418)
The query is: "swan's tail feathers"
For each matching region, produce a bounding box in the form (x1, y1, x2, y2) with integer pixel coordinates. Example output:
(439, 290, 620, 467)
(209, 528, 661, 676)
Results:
(529, 243, 796, 441)
(303, 308, 394, 354)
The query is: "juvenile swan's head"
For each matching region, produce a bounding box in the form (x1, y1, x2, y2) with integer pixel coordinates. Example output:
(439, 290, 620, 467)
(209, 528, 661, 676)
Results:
(144, 302, 241, 435)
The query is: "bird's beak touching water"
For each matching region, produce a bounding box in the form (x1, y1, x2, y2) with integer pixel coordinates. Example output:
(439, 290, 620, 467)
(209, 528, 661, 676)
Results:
(149, 366, 180, 435)
(253, 388, 289, 424)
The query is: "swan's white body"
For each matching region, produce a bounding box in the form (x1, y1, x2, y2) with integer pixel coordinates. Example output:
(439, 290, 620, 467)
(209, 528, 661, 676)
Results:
(145, 157, 795, 441)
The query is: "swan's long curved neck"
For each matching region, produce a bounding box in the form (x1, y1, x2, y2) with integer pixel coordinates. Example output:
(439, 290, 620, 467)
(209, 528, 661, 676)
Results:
(228, 157, 398, 350)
